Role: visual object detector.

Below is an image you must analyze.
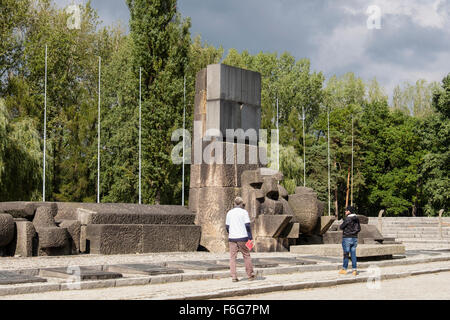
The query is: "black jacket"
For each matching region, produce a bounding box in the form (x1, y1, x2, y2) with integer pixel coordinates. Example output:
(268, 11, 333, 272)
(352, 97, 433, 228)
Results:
(339, 214, 361, 238)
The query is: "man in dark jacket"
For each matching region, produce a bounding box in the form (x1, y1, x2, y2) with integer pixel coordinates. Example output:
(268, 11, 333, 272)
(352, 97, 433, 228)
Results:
(339, 206, 361, 275)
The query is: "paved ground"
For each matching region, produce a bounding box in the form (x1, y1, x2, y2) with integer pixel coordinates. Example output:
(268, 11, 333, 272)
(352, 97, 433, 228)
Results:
(220, 271, 450, 300)
(2, 258, 449, 300)
(0, 243, 448, 300)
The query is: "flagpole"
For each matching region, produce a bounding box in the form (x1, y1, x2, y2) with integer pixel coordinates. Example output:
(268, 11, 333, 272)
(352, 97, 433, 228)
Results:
(276, 97, 279, 172)
(43, 44, 47, 202)
(97, 56, 101, 204)
(302, 106, 306, 187)
(351, 113, 354, 206)
(327, 105, 331, 216)
(182, 75, 186, 206)
(139, 67, 142, 205)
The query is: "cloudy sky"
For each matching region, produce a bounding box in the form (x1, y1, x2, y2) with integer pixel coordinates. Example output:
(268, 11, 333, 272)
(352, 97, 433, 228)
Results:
(55, 0, 450, 98)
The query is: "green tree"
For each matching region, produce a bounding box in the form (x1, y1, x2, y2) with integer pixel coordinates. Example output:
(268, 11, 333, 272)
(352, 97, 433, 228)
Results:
(126, 0, 191, 204)
(417, 74, 450, 215)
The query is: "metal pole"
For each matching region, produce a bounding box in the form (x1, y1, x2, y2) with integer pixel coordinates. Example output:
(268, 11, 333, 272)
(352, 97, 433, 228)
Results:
(276, 97, 279, 172)
(182, 75, 186, 206)
(302, 106, 306, 187)
(97, 56, 101, 203)
(139, 67, 142, 205)
(43, 44, 47, 202)
(351, 113, 354, 206)
(327, 105, 331, 216)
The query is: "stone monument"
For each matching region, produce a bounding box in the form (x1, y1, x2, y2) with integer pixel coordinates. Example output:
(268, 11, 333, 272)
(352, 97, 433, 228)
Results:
(189, 64, 335, 253)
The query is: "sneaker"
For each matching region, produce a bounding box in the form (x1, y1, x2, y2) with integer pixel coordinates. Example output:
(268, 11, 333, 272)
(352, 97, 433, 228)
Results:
(352, 270, 358, 276)
(339, 269, 347, 275)
(248, 275, 256, 281)
(232, 278, 239, 282)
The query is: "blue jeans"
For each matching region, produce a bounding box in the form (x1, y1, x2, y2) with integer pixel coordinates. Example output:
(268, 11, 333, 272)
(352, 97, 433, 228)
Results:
(342, 237, 358, 270)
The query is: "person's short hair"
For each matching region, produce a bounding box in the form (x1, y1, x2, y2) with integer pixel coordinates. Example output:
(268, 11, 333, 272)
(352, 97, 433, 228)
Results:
(234, 197, 244, 207)
(345, 206, 355, 214)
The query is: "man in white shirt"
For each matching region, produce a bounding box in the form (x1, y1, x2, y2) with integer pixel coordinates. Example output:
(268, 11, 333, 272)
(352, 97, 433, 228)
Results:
(225, 197, 255, 282)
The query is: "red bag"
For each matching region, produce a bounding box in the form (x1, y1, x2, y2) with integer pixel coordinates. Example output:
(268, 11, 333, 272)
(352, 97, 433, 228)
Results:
(245, 240, 254, 251)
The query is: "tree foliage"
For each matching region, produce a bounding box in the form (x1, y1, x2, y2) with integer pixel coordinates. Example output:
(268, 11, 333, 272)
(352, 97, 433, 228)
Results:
(0, 0, 448, 216)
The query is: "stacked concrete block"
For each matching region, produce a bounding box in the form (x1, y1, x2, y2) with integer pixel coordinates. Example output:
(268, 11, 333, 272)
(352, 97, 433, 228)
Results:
(205, 64, 261, 145)
(79, 205, 201, 255)
(190, 64, 264, 253)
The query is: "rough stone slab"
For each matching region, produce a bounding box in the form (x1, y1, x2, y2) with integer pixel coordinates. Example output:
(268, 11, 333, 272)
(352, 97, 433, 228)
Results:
(106, 264, 183, 276)
(0, 271, 47, 285)
(56, 202, 196, 222)
(142, 225, 201, 253)
(318, 216, 336, 235)
(77, 208, 195, 226)
(87, 224, 144, 255)
(35, 226, 69, 249)
(193, 186, 241, 253)
(59, 220, 81, 254)
(279, 222, 300, 239)
(255, 215, 292, 238)
(166, 261, 228, 271)
(39, 267, 122, 281)
(290, 244, 406, 257)
(87, 224, 201, 255)
(0, 214, 15, 248)
(254, 237, 289, 252)
(6, 220, 36, 257)
(0, 202, 57, 219)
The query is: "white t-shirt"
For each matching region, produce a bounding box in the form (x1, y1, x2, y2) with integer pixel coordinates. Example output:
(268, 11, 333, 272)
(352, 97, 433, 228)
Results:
(225, 207, 251, 240)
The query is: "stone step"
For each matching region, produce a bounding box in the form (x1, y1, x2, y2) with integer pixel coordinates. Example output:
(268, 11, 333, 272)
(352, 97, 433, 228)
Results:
(381, 230, 450, 234)
(394, 238, 450, 244)
(383, 234, 450, 239)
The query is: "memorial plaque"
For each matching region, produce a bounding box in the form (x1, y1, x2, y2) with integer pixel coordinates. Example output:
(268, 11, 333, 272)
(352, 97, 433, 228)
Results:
(0, 271, 47, 285)
(39, 267, 122, 281)
(165, 261, 228, 271)
(258, 257, 316, 265)
(296, 255, 341, 263)
(106, 264, 184, 275)
(215, 259, 278, 268)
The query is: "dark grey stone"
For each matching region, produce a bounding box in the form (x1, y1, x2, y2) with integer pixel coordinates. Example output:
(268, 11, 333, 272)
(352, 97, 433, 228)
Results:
(215, 259, 278, 268)
(39, 267, 122, 281)
(258, 257, 316, 265)
(166, 261, 228, 271)
(0, 271, 47, 285)
(106, 264, 184, 276)
(297, 255, 342, 263)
